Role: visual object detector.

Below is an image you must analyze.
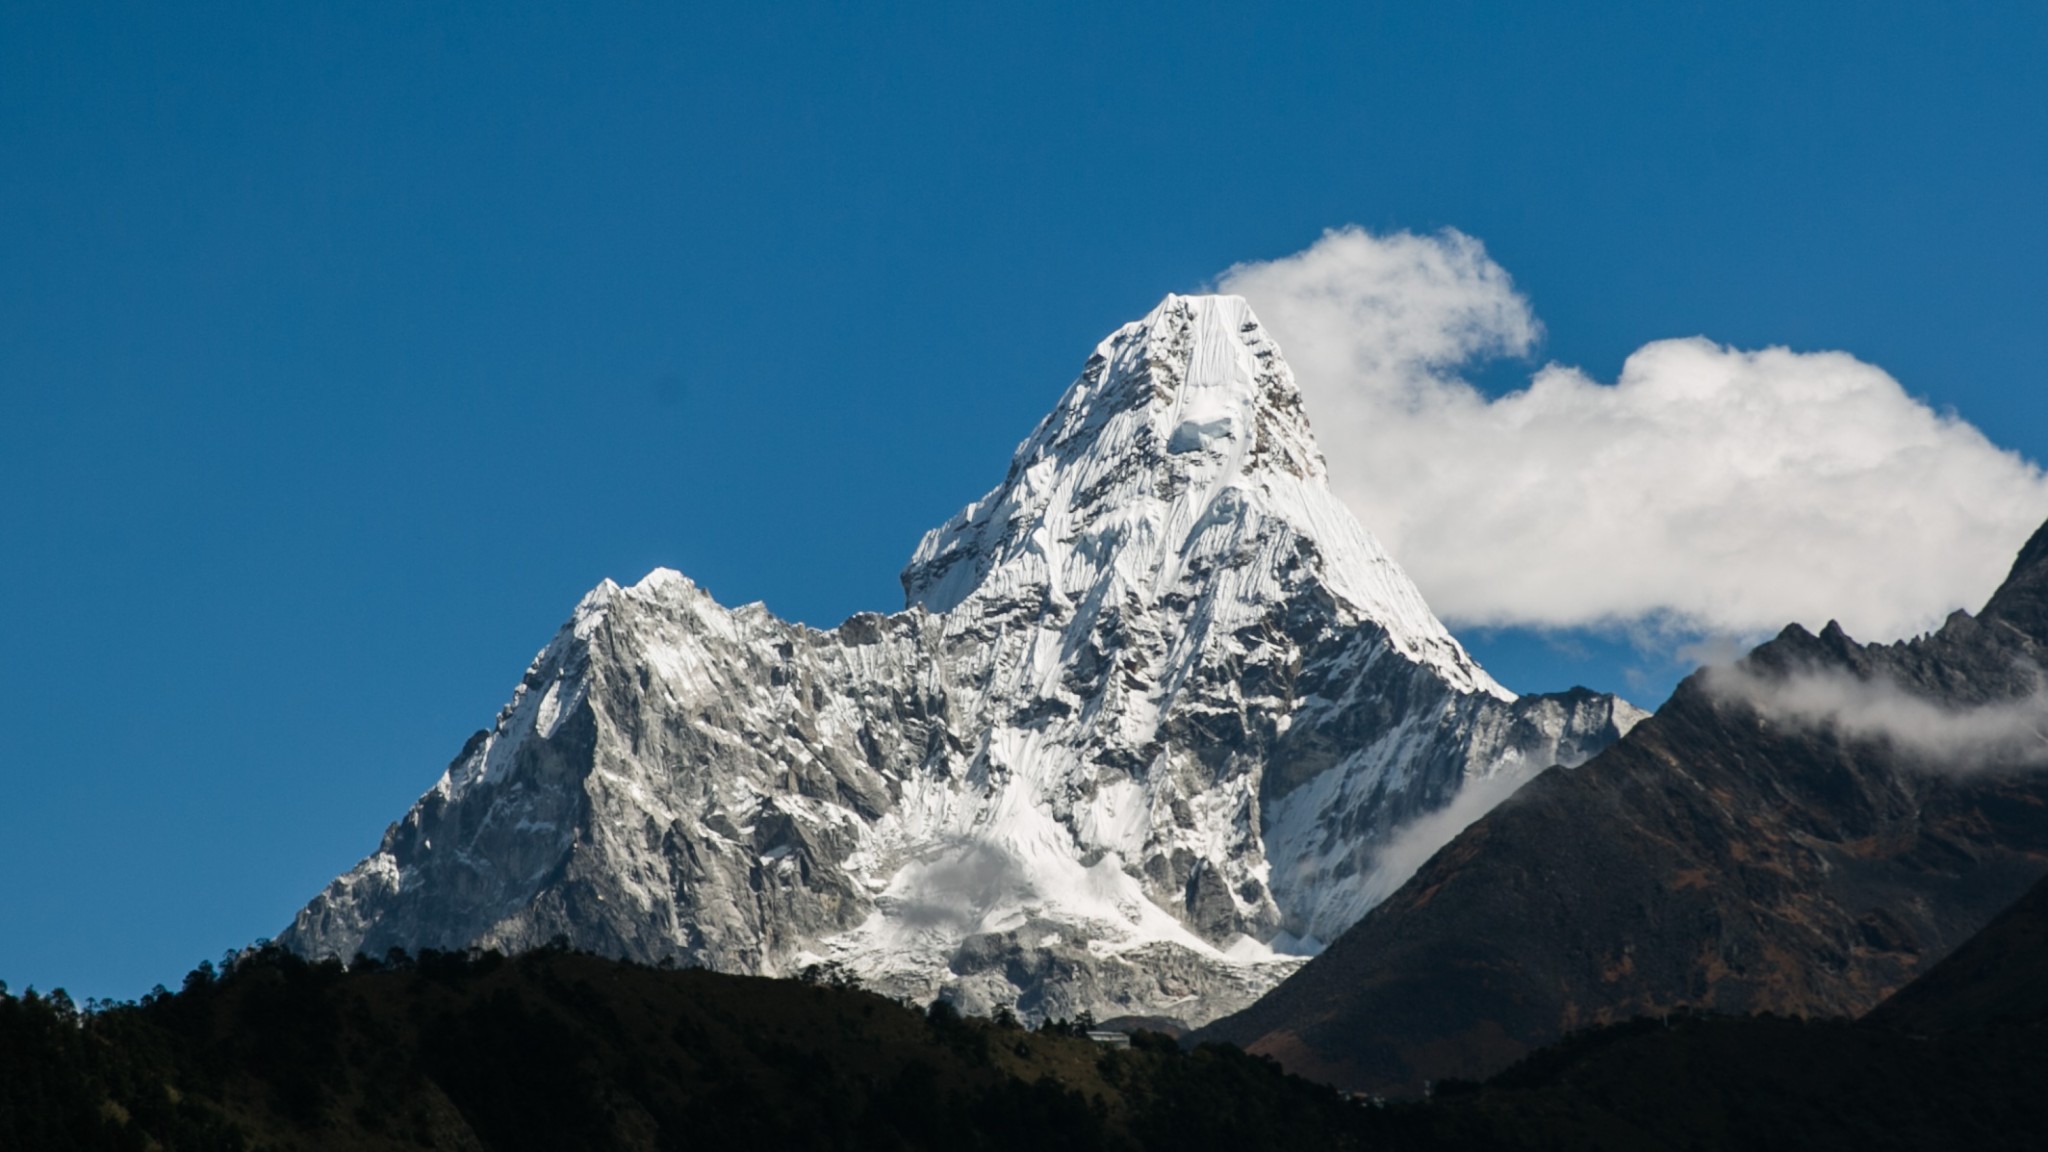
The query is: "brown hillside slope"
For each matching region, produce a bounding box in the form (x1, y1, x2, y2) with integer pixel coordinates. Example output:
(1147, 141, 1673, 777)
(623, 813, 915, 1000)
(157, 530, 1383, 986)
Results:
(1198, 519, 2048, 1094)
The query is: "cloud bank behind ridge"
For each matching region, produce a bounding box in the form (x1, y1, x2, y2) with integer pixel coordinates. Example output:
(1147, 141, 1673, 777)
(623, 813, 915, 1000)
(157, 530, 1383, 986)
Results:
(1218, 227, 2048, 644)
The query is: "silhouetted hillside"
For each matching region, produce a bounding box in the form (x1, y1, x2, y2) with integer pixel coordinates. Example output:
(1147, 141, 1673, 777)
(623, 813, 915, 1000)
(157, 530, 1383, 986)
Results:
(1868, 867, 2048, 1034)
(1316, 864, 2048, 1150)
(9, 911, 2048, 1152)
(1370, 1008, 2048, 1152)
(0, 945, 1375, 1152)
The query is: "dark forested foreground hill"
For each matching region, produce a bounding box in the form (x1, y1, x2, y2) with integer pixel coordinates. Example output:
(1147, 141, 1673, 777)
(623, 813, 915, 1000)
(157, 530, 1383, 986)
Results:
(5, 917, 2048, 1152)
(1866, 853, 2048, 1035)
(0, 946, 1377, 1152)
(1388, 869, 2048, 1151)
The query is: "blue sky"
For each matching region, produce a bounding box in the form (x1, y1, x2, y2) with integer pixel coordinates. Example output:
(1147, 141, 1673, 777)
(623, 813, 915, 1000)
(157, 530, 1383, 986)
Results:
(3, 2, 2044, 1001)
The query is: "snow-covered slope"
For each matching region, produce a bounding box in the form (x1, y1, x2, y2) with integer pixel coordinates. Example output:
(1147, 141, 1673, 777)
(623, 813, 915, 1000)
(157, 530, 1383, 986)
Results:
(282, 295, 1642, 1025)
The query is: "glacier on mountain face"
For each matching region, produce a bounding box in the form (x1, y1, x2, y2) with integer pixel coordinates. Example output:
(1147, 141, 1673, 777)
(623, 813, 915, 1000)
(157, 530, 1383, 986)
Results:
(281, 295, 1643, 1025)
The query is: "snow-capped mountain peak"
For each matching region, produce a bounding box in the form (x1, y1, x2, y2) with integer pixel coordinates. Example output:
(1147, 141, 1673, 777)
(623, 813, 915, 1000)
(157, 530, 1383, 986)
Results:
(904, 293, 1503, 698)
(281, 294, 1639, 1027)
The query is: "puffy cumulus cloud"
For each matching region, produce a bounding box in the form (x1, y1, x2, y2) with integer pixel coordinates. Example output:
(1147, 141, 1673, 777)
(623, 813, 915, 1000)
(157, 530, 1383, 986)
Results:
(1217, 226, 2048, 643)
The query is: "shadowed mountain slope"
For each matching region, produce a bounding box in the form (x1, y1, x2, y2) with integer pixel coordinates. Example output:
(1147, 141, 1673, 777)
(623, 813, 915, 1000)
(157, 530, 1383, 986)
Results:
(1197, 520, 2048, 1093)
(1866, 865, 2048, 1033)
(1360, 869, 2048, 1150)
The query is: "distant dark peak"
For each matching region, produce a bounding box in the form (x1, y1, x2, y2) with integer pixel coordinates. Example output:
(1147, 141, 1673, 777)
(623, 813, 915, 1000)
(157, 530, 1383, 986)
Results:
(1712, 619, 1893, 698)
(1775, 622, 1817, 645)
(1817, 619, 1863, 659)
(1979, 516, 2048, 641)
(1653, 670, 1714, 717)
(1741, 622, 1837, 674)
(1934, 608, 1981, 644)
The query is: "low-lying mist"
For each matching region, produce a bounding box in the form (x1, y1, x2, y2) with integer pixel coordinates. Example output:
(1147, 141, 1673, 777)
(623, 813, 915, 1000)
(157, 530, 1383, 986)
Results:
(1704, 660, 2048, 772)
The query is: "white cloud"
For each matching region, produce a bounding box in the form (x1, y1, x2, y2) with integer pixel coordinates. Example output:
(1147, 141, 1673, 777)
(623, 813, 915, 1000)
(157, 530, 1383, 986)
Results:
(1704, 662, 2048, 772)
(1218, 226, 2048, 643)
(1354, 770, 1526, 912)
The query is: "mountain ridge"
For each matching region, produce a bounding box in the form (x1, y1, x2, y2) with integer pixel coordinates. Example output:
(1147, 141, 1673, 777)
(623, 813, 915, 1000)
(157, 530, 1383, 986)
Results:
(1196, 514, 2048, 1088)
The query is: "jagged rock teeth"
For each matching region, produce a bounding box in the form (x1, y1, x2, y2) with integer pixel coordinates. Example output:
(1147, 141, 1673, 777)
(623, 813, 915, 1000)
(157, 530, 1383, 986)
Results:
(280, 294, 1640, 1026)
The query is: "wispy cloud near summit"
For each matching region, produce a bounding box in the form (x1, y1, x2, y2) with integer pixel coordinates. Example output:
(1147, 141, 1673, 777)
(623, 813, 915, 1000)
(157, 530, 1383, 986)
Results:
(1219, 227, 2048, 645)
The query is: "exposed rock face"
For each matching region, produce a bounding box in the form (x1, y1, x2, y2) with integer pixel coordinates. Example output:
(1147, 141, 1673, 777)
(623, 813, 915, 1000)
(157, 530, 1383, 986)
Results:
(1198, 519, 2048, 1089)
(281, 295, 1638, 1025)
